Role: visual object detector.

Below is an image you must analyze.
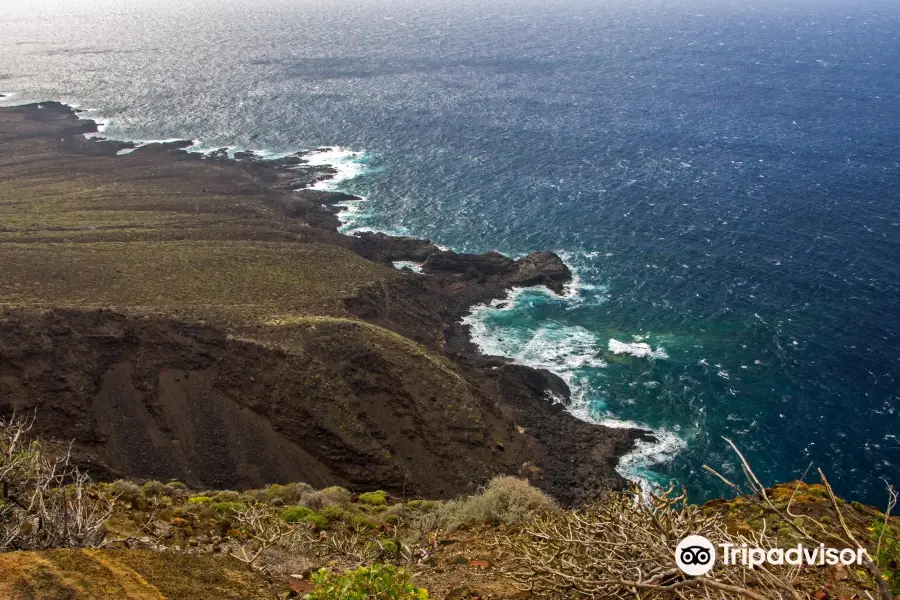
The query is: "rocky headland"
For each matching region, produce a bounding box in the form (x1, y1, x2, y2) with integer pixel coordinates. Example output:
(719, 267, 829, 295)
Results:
(0, 101, 651, 506)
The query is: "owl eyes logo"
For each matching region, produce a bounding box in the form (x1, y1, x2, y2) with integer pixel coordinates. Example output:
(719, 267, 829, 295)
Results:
(680, 546, 712, 565)
(676, 535, 716, 576)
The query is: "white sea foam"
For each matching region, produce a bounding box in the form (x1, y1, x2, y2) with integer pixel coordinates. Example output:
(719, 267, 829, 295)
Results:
(298, 147, 372, 232)
(608, 338, 669, 359)
(302, 147, 368, 190)
(83, 116, 110, 139)
(392, 261, 423, 273)
(462, 253, 684, 488)
(565, 388, 687, 490)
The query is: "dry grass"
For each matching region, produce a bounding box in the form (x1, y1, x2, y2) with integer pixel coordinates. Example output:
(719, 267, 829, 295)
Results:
(0, 549, 272, 600)
(435, 476, 559, 532)
(0, 240, 390, 320)
(0, 104, 397, 332)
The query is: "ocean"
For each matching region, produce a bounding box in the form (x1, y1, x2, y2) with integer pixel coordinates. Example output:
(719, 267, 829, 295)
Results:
(2, 0, 898, 505)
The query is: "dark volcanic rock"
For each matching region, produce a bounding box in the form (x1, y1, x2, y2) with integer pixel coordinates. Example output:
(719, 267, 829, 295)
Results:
(507, 251, 571, 293)
(293, 189, 362, 205)
(423, 250, 571, 294)
(424, 250, 516, 276)
(0, 101, 648, 505)
(350, 232, 441, 264)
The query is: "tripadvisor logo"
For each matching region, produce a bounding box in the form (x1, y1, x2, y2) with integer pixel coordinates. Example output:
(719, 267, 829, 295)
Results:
(676, 535, 717, 576)
(675, 535, 870, 576)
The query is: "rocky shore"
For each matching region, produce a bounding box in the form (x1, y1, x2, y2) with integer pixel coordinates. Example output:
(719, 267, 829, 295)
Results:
(0, 101, 651, 505)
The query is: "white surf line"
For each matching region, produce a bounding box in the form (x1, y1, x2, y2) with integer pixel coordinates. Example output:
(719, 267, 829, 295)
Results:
(392, 261, 424, 273)
(460, 256, 685, 489)
(299, 147, 370, 232)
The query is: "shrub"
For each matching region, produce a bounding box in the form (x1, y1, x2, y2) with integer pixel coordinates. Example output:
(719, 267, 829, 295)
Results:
(188, 495, 212, 505)
(301, 486, 352, 510)
(306, 513, 330, 529)
(319, 505, 350, 521)
(0, 414, 113, 550)
(435, 476, 557, 531)
(164, 481, 189, 501)
(872, 520, 900, 596)
(213, 490, 243, 503)
(111, 480, 145, 508)
(378, 538, 399, 556)
(305, 564, 428, 600)
(279, 506, 312, 523)
(350, 513, 380, 530)
(358, 490, 388, 507)
(142, 480, 167, 497)
(382, 500, 436, 527)
(280, 506, 329, 529)
(404, 500, 439, 512)
(245, 482, 314, 505)
(212, 501, 244, 515)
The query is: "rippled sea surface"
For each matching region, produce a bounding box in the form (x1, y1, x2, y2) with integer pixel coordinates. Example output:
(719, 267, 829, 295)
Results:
(3, 0, 898, 503)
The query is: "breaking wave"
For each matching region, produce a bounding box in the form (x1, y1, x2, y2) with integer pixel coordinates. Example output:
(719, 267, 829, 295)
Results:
(461, 273, 686, 488)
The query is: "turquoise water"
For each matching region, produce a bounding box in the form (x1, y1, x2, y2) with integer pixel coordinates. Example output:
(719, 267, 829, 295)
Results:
(2, 0, 898, 503)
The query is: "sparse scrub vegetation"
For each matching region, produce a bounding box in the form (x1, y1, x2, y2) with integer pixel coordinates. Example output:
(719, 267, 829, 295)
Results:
(0, 414, 112, 551)
(301, 485, 353, 510)
(500, 439, 897, 600)
(872, 520, 900, 595)
(435, 476, 558, 531)
(305, 564, 429, 600)
(871, 485, 899, 596)
(358, 490, 388, 506)
(280, 506, 329, 529)
(1, 411, 896, 600)
(244, 482, 313, 506)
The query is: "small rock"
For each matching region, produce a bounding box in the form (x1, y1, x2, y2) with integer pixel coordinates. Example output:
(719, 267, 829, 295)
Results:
(469, 559, 491, 569)
(814, 591, 829, 600)
(290, 580, 314, 594)
(445, 587, 483, 600)
(827, 563, 850, 581)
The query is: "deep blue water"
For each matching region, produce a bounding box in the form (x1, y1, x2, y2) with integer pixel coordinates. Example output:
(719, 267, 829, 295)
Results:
(2, 0, 899, 505)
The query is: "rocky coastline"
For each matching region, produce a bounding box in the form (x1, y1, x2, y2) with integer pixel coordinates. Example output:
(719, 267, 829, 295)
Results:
(0, 101, 652, 505)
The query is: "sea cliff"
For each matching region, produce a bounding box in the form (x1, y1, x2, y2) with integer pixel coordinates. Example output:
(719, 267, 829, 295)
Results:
(0, 101, 650, 505)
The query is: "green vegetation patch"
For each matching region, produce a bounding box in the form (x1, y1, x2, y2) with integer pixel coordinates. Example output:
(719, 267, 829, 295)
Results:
(306, 564, 428, 600)
(358, 490, 388, 507)
(280, 506, 329, 529)
(0, 241, 389, 321)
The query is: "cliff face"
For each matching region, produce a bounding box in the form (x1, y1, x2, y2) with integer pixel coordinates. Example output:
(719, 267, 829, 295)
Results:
(0, 102, 648, 504)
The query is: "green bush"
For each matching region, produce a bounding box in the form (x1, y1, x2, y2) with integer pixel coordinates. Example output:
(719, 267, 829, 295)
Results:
(378, 538, 399, 556)
(212, 501, 244, 515)
(212, 490, 243, 503)
(358, 490, 388, 507)
(245, 482, 314, 505)
(188, 495, 212, 505)
(280, 506, 329, 529)
(319, 505, 350, 521)
(872, 520, 900, 595)
(301, 486, 353, 510)
(404, 500, 439, 513)
(350, 513, 380, 530)
(111, 480, 145, 509)
(142, 480, 167, 498)
(435, 476, 558, 531)
(305, 564, 428, 600)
